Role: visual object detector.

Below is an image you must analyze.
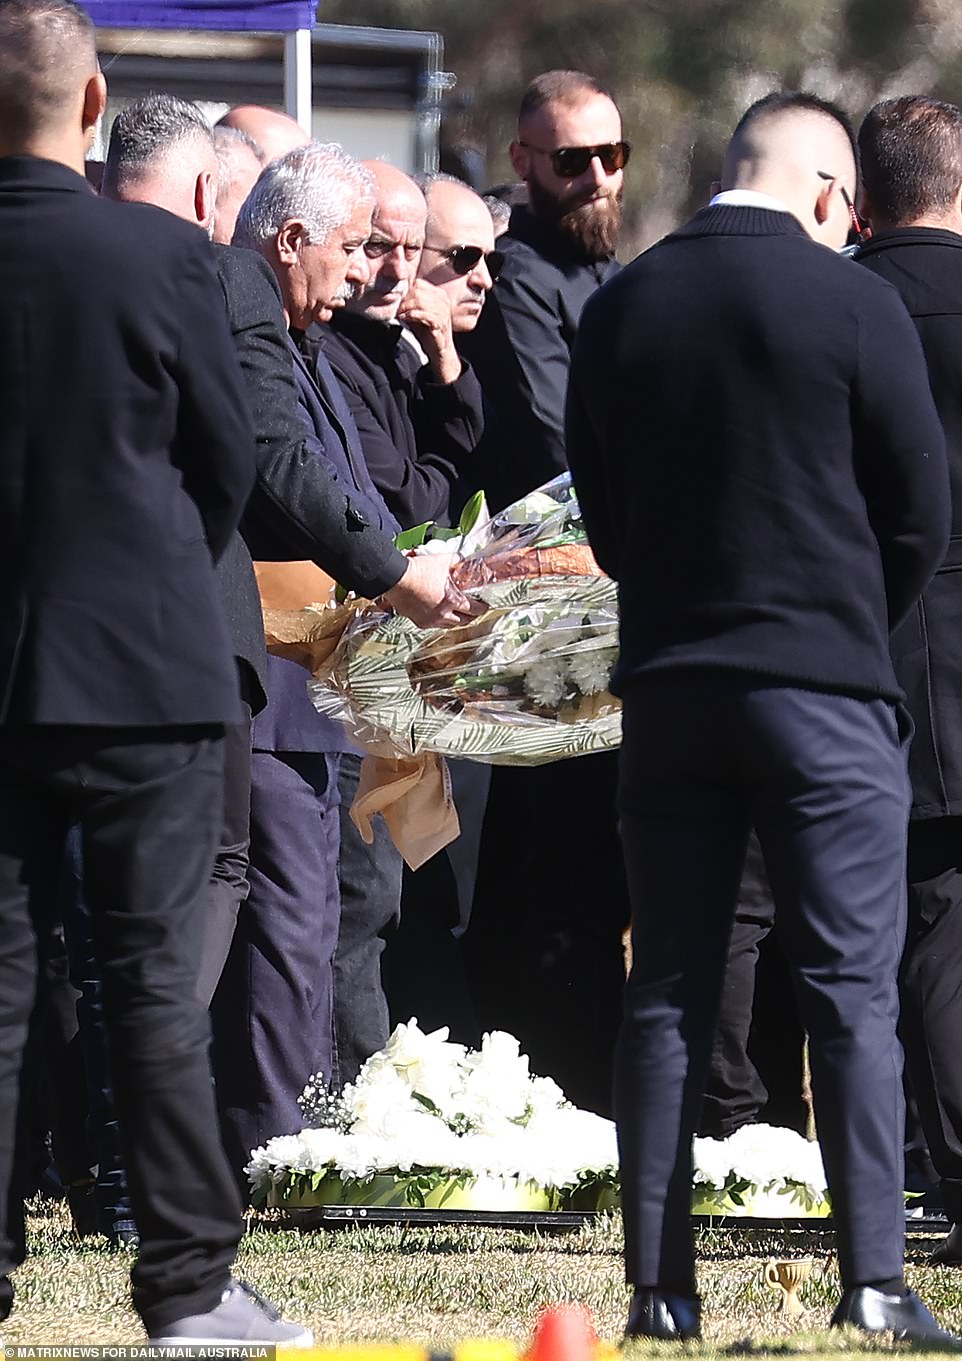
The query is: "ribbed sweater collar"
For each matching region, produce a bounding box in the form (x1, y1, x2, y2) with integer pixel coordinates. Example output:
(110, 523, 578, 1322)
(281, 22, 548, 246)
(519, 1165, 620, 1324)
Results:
(671, 204, 809, 240)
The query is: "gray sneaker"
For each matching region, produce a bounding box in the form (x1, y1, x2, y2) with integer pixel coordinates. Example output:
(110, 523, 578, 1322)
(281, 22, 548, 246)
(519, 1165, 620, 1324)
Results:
(149, 1279, 313, 1346)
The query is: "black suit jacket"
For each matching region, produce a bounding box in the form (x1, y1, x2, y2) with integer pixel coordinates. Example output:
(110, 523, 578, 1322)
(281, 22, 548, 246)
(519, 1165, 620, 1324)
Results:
(857, 228, 962, 816)
(0, 156, 253, 726)
(251, 330, 401, 755)
(567, 204, 950, 702)
(316, 310, 485, 529)
(222, 249, 407, 600)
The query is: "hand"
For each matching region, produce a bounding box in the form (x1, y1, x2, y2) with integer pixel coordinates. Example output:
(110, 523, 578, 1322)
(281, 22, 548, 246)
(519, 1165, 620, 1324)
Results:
(381, 550, 485, 629)
(397, 279, 462, 385)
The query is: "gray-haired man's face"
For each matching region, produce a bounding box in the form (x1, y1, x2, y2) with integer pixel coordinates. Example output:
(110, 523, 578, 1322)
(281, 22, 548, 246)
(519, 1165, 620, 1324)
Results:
(285, 198, 373, 330)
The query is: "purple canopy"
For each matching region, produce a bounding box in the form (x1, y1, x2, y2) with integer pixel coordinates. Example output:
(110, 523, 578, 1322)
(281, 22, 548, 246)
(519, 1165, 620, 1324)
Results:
(85, 0, 316, 31)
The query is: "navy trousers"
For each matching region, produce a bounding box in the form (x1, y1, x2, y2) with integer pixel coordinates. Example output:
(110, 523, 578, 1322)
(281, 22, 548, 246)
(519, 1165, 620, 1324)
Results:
(332, 752, 403, 1086)
(211, 749, 340, 1189)
(615, 678, 910, 1293)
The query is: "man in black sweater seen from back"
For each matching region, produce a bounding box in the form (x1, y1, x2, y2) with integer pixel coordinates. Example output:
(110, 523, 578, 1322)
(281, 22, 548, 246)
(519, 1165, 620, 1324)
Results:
(567, 91, 954, 1344)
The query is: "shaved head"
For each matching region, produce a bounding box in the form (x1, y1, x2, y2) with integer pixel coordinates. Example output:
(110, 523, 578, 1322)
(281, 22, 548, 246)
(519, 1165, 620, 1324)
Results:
(0, 0, 100, 150)
(722, 92, 857, 249)
(216, 105, 310, 164)
(418, 176, 497, 332)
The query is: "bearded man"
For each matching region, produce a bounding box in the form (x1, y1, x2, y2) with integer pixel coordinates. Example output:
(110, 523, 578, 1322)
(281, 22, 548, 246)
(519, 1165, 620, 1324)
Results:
(461, 69, 626, 508)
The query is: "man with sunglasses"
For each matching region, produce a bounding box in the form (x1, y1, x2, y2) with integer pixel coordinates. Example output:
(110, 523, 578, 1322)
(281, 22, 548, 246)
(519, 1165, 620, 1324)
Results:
(460, 71, 633, 1123)
(567, 89, 956, 1344)
(460, 68, 626, 511)
(855, 95, 962, 1272)
(417, 175, 503, 335)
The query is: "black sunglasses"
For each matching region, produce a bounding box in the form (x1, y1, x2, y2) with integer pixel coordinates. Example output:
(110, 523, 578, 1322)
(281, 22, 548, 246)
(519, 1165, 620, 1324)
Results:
(817, 170, 870, 244)
(518, 139, 631, 179)
(421, 244, 506, 281)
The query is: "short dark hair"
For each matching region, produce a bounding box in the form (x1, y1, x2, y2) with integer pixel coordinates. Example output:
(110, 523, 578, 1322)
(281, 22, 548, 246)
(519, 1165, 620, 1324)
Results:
(732, 91, 858, 169)
(518, 70, 615, 126)
(859, 95, 962, 227)
(0, 0, 97, 140)
(103, 93, 214, 196)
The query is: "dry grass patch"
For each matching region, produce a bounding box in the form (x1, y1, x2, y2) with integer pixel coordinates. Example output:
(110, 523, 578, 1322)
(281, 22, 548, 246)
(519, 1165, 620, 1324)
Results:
(3, 1202, 962, 1353)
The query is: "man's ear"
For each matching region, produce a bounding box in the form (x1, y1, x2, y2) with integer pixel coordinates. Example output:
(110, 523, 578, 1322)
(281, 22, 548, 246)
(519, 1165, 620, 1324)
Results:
(813, 175, 833, 227)
(509, 139, 530, 180)
(953, 180, 962, 229)
(196, 169, 216, 232)
(82, 71, 106, 141)
(276, 218, 308, 265)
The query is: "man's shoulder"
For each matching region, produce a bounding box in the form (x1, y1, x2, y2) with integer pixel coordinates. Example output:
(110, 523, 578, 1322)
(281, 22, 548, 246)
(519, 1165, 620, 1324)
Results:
(213, 242, 280, 292)
(212, 243, 285, 322)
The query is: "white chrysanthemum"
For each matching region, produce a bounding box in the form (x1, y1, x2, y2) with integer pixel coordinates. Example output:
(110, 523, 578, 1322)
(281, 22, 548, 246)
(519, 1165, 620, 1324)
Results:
(691, 1123, 827, 1199)
(523, 658, 566, 708)
(568, 650, 614, 696)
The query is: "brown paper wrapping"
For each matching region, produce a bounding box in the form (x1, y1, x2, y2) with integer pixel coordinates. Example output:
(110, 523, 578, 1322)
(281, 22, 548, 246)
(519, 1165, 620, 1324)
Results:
(253, 560, 335, 611)
(262, 604, 460, 869)
(350, 750, 461, 870)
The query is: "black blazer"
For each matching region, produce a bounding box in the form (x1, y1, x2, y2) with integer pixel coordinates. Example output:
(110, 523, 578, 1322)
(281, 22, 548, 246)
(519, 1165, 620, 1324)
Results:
(857, 228, 962, 816)
(0, 156, 254, 726)
(224, 249, 407, 601)
(567, 204, 949, 702)
(316, 310, 485, 530)
(251, 331, 401, 755)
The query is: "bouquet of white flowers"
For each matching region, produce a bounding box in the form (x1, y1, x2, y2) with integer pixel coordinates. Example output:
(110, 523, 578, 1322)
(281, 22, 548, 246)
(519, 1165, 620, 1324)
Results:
(246, 1021, 619, 1211)
(266, 475, 622, 767)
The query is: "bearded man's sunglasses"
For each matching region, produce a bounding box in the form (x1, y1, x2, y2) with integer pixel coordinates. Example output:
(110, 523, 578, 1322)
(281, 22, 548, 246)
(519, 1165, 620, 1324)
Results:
(518, 140, 631, 179)
(421, 244, 506, 281)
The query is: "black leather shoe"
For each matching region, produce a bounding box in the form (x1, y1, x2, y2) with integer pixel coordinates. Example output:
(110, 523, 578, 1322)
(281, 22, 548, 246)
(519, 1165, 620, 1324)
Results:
(624, 1288, 701, 1341)
(931, 1223, 962, 1267)
(831, 1286, 962, 1345)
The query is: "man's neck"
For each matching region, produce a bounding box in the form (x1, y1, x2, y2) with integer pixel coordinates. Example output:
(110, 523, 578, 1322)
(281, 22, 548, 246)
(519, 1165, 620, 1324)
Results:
(883, 213, 962, 234)
(0, 135, 86, 176)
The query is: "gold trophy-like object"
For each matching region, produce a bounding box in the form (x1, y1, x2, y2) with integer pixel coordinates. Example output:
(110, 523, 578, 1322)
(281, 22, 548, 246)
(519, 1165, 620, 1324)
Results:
(763, 1258, 813, 1317)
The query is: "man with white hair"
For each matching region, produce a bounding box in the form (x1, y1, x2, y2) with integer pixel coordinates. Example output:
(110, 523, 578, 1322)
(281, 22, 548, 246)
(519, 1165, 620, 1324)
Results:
(217, 144, 480, 1172)
(105, 112, 476, 1187)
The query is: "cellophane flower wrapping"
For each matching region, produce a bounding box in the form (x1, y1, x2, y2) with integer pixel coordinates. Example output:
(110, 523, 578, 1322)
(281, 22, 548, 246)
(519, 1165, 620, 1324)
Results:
(307, 474, 622, 765)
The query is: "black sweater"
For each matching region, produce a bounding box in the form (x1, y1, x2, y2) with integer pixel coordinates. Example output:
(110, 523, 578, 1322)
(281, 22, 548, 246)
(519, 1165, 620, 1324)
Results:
(566, 205, 950, 700)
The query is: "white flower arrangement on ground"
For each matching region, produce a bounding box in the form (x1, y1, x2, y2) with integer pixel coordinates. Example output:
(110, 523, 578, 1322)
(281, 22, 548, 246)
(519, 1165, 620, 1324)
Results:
(246, 1021, 619, 1210)
(692, 1122, 829, 1217)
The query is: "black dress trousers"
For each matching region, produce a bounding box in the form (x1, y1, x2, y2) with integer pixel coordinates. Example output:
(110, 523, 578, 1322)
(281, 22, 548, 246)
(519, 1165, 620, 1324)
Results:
(900, 814, 962, 1223)
(615, 677, 909, 1295)
(0, 725, 242, 1336)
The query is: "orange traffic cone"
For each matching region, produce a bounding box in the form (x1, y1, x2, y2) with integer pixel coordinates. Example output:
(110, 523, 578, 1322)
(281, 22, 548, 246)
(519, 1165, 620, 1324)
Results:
(528, 1304, 597, 1361)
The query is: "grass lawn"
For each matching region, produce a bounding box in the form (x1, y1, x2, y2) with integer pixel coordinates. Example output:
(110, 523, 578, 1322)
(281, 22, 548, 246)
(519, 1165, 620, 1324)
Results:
(4, 1202, 962, 1353)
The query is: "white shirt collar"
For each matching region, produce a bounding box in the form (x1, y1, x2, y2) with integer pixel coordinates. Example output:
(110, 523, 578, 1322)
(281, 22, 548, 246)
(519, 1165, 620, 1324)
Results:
(709, 189, 792, 213)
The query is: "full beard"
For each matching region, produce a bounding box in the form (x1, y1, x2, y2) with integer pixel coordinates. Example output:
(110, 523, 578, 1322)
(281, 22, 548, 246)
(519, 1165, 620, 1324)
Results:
(529, 180, 622, 260)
